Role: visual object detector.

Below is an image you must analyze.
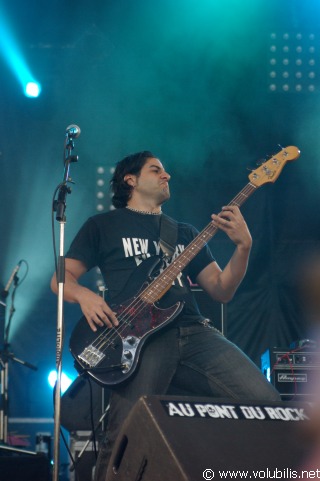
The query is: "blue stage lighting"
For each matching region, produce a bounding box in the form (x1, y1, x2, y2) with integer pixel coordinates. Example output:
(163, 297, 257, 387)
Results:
(25, 81, 41, 98)
(48, 370, 74, 394)
(0, 6, 41, 97)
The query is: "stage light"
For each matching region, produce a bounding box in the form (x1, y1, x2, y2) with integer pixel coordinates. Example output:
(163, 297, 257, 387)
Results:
(0, 5, 41, 97)
(25, 81, 41, 98)
(268, 32, 319, 93)
(95, 165, 114, 212)
(48, 370, 74, 394)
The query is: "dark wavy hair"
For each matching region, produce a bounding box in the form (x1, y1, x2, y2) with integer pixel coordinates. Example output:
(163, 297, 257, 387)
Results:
(111, 151, 156, 208)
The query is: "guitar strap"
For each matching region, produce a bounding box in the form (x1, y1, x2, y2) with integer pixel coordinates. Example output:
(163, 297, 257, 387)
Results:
(159, 213, 178, 259)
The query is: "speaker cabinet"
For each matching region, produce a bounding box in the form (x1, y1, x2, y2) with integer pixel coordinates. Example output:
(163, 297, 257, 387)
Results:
(0, 454, 50, 481)
(61, 375, 110, 432)
(106, 395, 312, 481)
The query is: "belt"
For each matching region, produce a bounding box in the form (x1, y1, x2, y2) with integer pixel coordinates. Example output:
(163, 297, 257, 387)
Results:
(198, 318, 212, 327)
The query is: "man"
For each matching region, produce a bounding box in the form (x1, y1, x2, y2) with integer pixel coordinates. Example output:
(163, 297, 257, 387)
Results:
(51, 151, 280, 480)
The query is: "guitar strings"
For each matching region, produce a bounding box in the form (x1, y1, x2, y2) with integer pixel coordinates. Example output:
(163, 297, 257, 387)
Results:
(84, 183, 257, 360)
(88, 219, 220, 354)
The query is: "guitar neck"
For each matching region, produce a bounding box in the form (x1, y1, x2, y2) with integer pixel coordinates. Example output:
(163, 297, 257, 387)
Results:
(140, 181, 258, 303)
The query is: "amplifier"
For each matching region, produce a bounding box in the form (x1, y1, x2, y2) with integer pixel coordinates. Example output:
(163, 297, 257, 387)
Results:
(261, 347, 319, 400)
(69, 431, 98, 481)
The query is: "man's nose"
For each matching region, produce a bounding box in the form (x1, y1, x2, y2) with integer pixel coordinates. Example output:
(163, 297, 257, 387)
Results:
(161, 171, 171, 181)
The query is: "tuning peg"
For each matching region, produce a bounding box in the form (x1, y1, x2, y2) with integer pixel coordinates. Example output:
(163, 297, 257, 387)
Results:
(263, 145, 285, 159)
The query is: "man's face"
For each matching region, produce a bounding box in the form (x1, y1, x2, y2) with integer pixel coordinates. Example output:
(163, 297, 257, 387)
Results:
(128, 157, 171, 204)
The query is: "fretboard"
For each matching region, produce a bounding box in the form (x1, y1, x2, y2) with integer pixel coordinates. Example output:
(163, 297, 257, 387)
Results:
(140, 182, 257, 304)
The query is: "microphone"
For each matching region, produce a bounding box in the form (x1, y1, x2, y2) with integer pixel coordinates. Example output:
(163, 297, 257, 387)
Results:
(1, 261, 22, 298)
(66, 124, 81, 139)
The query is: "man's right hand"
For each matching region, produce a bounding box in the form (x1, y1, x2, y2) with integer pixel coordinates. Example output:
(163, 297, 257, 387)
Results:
(77, 288, 119, 332)
(50, 258, 119, 332)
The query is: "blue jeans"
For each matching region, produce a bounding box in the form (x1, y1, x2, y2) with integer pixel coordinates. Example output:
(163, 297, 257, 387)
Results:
(94, 323, 280, 480)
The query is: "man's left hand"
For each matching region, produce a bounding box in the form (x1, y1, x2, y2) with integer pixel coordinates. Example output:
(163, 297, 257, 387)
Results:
(211, 206, 252, 249)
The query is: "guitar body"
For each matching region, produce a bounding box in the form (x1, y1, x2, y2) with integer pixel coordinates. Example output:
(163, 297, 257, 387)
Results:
(69, 257, 184, 386)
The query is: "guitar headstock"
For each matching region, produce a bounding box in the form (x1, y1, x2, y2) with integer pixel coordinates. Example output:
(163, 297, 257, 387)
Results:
(248, 146, 300, 187)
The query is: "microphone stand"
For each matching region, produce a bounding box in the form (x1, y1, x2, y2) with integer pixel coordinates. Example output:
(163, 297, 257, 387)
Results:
(52, 134, 78, 481)
(0, 275, 37, 453)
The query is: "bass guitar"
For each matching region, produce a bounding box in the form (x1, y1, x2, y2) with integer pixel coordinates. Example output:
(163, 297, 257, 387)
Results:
(69, 146, 300, 386)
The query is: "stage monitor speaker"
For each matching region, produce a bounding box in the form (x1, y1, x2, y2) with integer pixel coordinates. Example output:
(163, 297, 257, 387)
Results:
(0, 454, 50, 481)
(106, 395, 313, 481)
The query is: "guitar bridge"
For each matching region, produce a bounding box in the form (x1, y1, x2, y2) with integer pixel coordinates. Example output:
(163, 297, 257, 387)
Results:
(78, 345, 106, 367)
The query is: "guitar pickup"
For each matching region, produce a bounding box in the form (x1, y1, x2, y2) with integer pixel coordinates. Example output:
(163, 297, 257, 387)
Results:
(78, 345, 106, 367)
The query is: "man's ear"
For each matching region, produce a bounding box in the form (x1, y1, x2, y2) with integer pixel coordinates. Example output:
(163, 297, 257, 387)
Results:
(124, 174, 136, 187)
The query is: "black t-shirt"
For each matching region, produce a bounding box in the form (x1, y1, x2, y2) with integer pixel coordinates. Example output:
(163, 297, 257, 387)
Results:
(66, 207, 215, 326)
